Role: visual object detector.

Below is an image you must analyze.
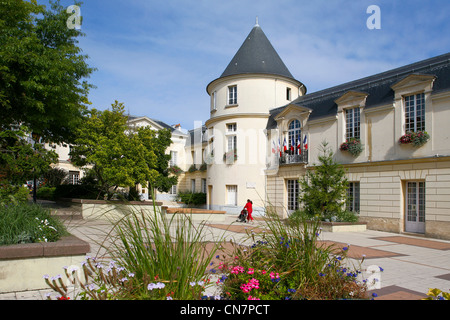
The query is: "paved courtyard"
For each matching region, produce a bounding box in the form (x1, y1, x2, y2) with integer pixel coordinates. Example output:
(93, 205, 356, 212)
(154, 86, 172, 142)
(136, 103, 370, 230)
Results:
(1, 208, 449, 300)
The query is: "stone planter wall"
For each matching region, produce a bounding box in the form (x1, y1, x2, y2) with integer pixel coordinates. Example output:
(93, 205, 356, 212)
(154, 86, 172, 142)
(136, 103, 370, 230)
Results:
(319, 221, 367, 232)
(0, 235, 90, 293)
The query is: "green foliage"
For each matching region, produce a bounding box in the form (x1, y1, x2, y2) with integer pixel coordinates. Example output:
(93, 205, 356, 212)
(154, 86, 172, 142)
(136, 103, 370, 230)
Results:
(41, 167, 68, 187)
(177, 191, 207, 206)
(299, 141, 349, 222)
(108, 207, 223, 300)
(0, 127, 58, 185)
(220, 210, 367, 300)
(0, 202, 68, 245)
(0, 185, 29, 205)
(0, 0, 94, 144)
(69, 101, 160, 199)
(339, 138, 363, 157)
(36, 186, 56, 200)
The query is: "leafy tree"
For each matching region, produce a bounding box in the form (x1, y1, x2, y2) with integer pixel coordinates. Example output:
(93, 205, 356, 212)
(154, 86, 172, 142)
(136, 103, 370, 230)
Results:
(0, 127, 57, 185)
(142, 127, 178, 193)
(70, 101, 176, 200)
(0, 0, 94, 144)
(298, 141, 349, 221)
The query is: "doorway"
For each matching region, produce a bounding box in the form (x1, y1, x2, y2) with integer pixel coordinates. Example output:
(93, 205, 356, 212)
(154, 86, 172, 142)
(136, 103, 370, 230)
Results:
(405, 181, 425, 234)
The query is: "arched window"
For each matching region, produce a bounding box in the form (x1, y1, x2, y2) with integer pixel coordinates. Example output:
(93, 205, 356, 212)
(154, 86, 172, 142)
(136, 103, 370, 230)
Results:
(288, 120, 301, 154)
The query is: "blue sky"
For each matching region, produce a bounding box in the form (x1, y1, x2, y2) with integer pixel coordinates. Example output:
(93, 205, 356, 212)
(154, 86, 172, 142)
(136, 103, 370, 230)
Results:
(40, 0, 450, 129)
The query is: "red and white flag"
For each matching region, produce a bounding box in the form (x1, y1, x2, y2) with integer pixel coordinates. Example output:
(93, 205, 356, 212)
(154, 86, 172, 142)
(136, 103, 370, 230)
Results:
(303, 135, 308, 150)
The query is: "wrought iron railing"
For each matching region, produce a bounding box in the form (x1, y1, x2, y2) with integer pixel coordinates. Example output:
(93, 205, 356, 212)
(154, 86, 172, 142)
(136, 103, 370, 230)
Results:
(279, 150, 308, 165)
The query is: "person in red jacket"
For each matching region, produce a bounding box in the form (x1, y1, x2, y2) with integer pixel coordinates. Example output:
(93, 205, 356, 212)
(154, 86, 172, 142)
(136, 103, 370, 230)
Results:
(244, 199, 253, 223)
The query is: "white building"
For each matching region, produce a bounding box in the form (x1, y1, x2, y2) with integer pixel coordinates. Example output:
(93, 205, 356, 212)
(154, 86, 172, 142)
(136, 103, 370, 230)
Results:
(51, 22, 450, 240)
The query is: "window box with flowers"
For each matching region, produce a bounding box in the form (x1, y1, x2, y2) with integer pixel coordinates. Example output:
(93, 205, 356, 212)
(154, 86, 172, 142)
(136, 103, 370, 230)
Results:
(340, 138, 363, 157)
(223, 149, 238, 163)
(399, 131, 430, 147)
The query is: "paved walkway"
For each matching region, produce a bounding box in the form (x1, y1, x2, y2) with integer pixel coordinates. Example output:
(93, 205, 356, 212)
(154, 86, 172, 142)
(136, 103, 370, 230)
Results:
(1, 210, 449, 300)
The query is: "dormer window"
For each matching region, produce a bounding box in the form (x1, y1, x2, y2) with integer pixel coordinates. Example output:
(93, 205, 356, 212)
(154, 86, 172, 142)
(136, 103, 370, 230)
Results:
(404, 93, 425, 133)
(228, 85, 237, 105)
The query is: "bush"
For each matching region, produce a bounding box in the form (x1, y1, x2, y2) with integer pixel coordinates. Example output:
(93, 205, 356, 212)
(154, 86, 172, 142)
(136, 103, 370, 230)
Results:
(0, 203, 68, 245)
(177, 191, 206, 206)
(0, 185, 29, 205)
(53, 184, 102, 200)
(36, 186, 56, 200)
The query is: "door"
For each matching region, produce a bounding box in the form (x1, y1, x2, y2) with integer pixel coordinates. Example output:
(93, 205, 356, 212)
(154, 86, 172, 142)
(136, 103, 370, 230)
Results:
(405, 181, 425, 234)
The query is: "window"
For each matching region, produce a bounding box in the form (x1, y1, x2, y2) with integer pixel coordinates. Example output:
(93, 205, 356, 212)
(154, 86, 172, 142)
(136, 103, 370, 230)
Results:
(405, 181, 426, 233)
(201, 179, 207, 193)
(191, 179, 196, 192)
(169, 151, 177, 167)
(226, 123, 237, 152)
(286, 87, 292, 101)
(169, 184, 177, 195)
(228, 85, 237, 105)
(227, 123, 237, 132)
(227, 185, 238, 206)
(345, 107, 360, 140)
(288, 120, 301, 154)
(211, 91, 217, 111)
(287, 179, 299, 211)
(405, 93, 425, 132)
(69, 171, 80, 185)
(347, 182, 360, 213)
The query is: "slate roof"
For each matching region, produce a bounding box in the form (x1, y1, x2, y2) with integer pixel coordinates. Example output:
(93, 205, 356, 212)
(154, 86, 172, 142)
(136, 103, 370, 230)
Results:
(220, 24, 297, 81)
(267, 52, 450, 130)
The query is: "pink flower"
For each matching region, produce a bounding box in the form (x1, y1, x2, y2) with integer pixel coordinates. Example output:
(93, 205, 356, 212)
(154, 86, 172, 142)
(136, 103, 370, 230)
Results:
(247, 268, 254, 275)
(269, 272, 280, 279)
(261, 270, 267, 275)
(248, 295, 260, 300)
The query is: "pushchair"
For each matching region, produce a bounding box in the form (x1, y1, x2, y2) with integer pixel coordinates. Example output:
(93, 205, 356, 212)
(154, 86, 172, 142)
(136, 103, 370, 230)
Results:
(236, 209, 248, 222)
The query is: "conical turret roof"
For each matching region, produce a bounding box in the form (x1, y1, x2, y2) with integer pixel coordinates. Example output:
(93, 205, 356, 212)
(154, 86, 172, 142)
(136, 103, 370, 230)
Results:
(220, 23, 295, 80)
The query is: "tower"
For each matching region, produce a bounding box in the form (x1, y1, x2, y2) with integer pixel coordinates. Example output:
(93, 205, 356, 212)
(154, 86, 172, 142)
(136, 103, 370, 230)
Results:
(205, 21, 306, 214)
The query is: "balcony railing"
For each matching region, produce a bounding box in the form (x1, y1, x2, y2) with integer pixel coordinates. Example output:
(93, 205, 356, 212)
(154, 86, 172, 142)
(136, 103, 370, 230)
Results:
(279, 150, 308, 165)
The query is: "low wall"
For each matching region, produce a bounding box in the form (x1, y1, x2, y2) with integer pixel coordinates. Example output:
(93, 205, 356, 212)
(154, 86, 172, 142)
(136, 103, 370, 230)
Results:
(319, 221, 367, 233)
(59, 199, 163, 222)
(162, 207, 227, 222)
(0, 235, 90, 293)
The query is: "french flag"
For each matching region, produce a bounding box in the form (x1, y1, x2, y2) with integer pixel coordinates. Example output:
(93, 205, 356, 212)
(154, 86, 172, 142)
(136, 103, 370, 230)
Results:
(290, 136, 295, 153)
(297, 136, 302, 155)
(283, 137, 287, 152)
(303, 135, 308, 150)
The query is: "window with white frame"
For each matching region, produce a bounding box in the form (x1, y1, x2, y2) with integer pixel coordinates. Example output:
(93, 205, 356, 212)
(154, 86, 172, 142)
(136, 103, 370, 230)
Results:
(211, 91, 217, 111)
(228, 85, 237, 105)
(226, 123, 237, 152)
(201, 179, 207, 193)
(345, 107, 361, 140)
(191, 179, 196, 192)
(287, 179, 299, 211)
(169, 151, 177, 167)
(227, 185, 238, 206)
(288, 119, 301, 153)
(169, 184, 177, 195)
(405, 93, 425, 132)
(69, 171, 80, 185)
(347, 182, 360, 213)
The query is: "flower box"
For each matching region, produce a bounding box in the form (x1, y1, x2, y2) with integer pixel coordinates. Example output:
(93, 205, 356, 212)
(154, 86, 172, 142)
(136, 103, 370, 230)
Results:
(340, 138, 363, 157)
(399, 131, 430, 147)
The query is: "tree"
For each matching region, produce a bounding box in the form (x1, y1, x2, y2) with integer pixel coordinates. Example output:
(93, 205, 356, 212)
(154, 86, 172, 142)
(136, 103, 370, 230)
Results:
(298, 141, 349, 221)
(0, 0, 95, 144)
(69, 101, 174, 200)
